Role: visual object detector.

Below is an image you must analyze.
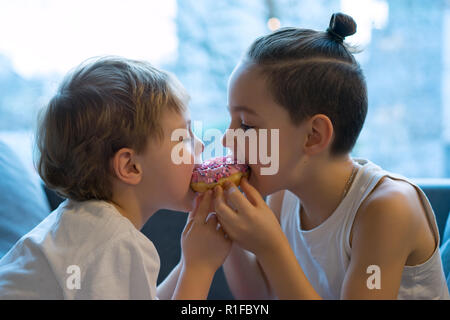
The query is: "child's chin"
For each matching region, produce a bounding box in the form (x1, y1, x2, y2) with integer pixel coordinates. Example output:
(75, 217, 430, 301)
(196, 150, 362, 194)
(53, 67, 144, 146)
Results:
(248, 173, 272, 197)
(173, 187, 197, 212)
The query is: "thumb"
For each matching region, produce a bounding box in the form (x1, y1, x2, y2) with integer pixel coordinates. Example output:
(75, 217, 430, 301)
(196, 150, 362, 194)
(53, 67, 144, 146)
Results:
(194, 190, 213, 222)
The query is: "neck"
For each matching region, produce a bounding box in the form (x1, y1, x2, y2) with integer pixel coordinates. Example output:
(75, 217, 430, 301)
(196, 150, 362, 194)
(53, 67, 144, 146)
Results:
(109, 188, 156, 230)
(290, 155, 358, 230)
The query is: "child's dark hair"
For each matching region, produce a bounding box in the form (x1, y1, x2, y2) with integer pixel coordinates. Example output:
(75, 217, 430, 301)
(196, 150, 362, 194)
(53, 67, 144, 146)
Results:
(245, 13, 367, 155)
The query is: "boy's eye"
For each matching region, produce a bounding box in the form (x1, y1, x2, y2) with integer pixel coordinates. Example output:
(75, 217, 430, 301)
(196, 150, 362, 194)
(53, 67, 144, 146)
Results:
(179, 135, 192, 142)
(240, 123, 254, 131)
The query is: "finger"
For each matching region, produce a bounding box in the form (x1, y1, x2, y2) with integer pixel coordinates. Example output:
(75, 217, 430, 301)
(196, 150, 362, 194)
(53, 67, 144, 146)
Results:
(187, 193, 203, 222)
(204, 213, 230, 240)
(182, 217, 195, 236)
(223, 181, 253, 213)
(218, 223, 232, 240)
(213, 185, 230, 213)
(216, 222, 231, 239)
(194, 189, 213, 222)
(205, 212, 218, 226)
(213, 216, 230, 239)
(207, 196, 215, 214)
(239, 177, 264, 206)
(213, 185, 239, 228)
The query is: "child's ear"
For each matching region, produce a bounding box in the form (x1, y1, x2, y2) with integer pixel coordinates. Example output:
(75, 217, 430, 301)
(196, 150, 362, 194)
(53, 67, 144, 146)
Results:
(304, 114, 334, 156)
(111, 148, 142, 185)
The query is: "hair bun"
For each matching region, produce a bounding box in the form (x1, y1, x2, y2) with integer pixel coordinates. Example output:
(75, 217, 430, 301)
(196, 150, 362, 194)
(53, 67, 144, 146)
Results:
(327, 12, 357, 41)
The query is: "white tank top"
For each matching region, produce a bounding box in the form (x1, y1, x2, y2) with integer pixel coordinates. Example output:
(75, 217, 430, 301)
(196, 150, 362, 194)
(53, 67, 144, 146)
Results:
(280, 158, 450, 299)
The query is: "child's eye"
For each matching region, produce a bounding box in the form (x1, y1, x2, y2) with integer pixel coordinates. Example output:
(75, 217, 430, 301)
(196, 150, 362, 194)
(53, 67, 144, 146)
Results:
(240, 123, 254, 131)
(179, 135, 192, 142)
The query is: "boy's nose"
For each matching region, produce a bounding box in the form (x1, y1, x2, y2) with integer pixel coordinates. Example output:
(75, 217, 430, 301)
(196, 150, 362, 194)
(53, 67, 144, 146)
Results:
(221, 132, 230, 149)
(194, 135, 205, 154)
(221, 133, 226, 148)
(221, 131, 236, 150)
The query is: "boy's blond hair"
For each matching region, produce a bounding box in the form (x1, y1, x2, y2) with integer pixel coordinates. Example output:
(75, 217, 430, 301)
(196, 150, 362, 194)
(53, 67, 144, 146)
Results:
(35, 56, 187, 201)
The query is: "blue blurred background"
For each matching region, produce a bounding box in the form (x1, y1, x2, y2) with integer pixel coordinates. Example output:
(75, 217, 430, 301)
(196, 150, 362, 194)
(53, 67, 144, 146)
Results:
(0, 0, 449, 180)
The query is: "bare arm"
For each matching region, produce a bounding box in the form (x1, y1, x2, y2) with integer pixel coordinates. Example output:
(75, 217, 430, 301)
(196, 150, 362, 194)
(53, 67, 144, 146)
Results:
(156, 260, 182, 300)
(172, 190, 232, 300)
(256, 234, 322, 300)
(172, 265, 215, 300)
(215, 180, 322, 299)
(340, 190, 416, 299)
(222, 190, 285, 299)
(223, 244, 273, 299)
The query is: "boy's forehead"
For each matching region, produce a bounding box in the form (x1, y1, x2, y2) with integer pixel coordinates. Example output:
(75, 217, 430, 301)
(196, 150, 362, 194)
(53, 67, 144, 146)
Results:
(229, 60, 258, 86)
(167, 72, 191, 106)
(162, 107, 190, 130)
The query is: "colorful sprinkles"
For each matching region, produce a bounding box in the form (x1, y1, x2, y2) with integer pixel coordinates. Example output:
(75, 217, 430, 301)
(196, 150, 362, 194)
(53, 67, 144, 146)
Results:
(191, 155, 249, 184)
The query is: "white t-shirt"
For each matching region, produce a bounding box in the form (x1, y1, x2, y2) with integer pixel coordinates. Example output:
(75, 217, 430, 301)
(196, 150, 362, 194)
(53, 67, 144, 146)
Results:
(0, 199, 160, 299)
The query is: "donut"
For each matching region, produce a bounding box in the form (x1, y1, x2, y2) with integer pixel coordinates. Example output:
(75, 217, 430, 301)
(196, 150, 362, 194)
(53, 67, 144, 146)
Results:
(190, 155, 250, 193)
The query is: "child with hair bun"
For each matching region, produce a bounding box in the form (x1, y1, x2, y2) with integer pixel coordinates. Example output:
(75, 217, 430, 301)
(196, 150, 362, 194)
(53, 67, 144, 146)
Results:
(213, 13, 449, 300)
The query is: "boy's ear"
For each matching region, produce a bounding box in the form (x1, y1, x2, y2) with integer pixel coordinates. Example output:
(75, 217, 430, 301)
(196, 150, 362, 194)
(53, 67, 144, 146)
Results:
(111, 148, 142, 185)
(304, 114, 334, 156)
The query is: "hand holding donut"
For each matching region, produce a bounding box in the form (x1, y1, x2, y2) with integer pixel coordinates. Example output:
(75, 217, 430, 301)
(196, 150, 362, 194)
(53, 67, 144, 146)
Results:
(180, 190, 231, 275)
(212, 178, 287, 259)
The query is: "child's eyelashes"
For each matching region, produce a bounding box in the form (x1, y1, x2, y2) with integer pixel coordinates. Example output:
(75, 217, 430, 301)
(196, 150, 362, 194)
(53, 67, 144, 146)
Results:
(179, 135, 192, 142)
(178, 126, 195, 143)
(240, 123, 255, 131)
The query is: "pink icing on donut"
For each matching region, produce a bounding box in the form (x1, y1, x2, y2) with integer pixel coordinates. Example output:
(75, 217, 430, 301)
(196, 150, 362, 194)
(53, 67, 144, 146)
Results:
(191, 155, 249, 184)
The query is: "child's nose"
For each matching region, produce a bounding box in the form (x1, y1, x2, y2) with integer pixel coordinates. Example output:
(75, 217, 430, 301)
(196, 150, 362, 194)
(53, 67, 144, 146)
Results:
(194, 135, 205, 154)
(221, 133, 226, 148)
(221, 130, 235, 150)
(221, 132, 229, 149)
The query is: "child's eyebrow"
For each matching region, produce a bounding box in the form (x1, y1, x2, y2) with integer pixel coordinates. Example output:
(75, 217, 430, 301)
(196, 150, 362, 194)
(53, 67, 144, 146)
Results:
(172, 118, 191, 131)
(227, 105, 259, 116)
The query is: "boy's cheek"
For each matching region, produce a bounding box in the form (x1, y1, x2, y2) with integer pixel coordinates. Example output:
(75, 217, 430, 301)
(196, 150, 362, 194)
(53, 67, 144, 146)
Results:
(163, 167, 196, 212)
(169, 162, 195, 193)
(247, 167, 277, 197)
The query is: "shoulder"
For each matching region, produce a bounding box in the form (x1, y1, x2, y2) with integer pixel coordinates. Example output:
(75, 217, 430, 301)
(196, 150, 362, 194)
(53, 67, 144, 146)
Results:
(359, 177, 423, 225)
(60, 200, 137, 242)
(85, 227, 159, 266)
(351, 177, 423, 251)
(72, 231, 158, 299)
(59, 200, 159, 268)
(74, 229, 159, 297)
(342, 177, 432, 298)
(266, 190, 286, 222)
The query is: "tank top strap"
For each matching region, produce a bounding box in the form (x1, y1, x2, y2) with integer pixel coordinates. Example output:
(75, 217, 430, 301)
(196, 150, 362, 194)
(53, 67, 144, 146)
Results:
(280, 189, 299, 232)
(340, 159, 390, 255)
(377, 171, 441, 245)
